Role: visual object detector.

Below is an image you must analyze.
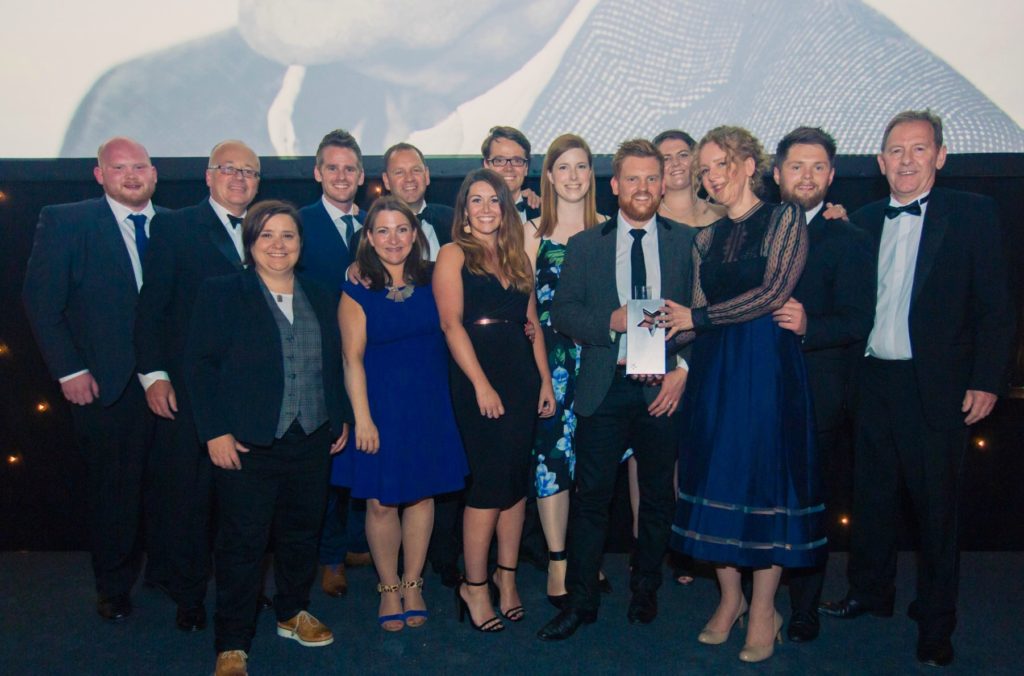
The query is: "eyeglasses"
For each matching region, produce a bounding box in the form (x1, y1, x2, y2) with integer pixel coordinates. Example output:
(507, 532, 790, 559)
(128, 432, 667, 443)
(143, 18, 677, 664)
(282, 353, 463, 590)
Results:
(486, 156, 528, 168)
(209, 164, 261, 179)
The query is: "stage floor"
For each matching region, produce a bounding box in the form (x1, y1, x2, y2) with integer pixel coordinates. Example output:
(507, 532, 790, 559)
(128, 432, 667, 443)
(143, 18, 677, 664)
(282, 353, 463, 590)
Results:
(0, 551, 1017, 675)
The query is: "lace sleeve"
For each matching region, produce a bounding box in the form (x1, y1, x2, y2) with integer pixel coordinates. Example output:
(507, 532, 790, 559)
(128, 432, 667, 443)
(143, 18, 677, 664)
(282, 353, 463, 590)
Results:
(692, 203, 807, 328)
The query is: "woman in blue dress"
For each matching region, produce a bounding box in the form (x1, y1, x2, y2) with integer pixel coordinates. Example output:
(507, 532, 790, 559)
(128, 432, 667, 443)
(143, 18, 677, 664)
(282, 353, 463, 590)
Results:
(660, 127, 826, 663)
(333, 196, 468, 631)
(523, 134, 604, 607)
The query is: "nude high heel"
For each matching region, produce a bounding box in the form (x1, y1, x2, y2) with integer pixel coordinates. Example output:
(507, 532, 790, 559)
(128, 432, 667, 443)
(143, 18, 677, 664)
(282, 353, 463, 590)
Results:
(738, 611, 783, 663)
(698, 599, 749, 645)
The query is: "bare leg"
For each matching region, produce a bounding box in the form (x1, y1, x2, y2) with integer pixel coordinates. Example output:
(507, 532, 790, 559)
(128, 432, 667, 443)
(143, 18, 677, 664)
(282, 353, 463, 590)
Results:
(460, 505, 500, 626)
(400, 497, 434, 622)
(537, 490, 570, 596)
(493, 498, 526, 618)
(705, 565, 747, 633)
(366, 499, 402, 629)
(746, 565, 783, 648)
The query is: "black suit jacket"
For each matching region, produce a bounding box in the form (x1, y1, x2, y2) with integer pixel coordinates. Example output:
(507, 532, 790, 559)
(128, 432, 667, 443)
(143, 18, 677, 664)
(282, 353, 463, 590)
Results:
(790, 209, 875, 431)
(853, 187, 1014, 429)
(297, 200, 365, 295)
(552, 215, 695, 417)
(135, 199, 244, 386)
(184, 269, 351, 446)
(22, 197, 167, 406)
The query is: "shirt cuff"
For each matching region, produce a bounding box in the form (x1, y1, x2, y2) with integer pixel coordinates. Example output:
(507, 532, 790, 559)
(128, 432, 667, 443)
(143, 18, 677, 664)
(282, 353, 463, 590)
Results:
(675, 356, 689, 371)
(138, 371, 170, 390)
(58, 369, 89, 383)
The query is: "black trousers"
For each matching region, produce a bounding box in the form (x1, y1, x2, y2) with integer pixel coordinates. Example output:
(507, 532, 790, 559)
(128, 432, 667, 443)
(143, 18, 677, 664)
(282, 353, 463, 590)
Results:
(566, 374, 676, 614)
(848, 357, 967, 640)
(213, 422, 331, 653)
(69, 379, 153, 599)
(147, 394, 214, 608)
(788, 362, 854, 616)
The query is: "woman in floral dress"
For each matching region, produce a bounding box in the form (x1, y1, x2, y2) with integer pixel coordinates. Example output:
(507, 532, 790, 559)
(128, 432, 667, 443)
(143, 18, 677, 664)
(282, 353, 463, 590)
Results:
(523, 134, 604, 607)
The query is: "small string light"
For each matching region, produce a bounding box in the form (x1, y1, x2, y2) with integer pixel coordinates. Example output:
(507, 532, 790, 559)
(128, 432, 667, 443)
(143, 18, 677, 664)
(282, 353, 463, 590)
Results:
(7, 453, 22, 466)
(35, 401, 50, 413)
(839, 515, 850, 526)
(974, 438, 986, 449)
(0, 190, 8, 203)
(0, 342, 10, 357)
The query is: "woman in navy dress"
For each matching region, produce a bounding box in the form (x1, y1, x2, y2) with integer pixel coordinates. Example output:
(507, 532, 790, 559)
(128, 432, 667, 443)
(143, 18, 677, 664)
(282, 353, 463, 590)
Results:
(333, 196, 467, 630)
(660, 127, 825, 663)
(435, 169, 555, 632)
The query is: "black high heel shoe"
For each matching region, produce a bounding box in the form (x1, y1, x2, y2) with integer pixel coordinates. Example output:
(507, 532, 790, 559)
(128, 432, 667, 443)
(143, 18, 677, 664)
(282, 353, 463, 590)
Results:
(488, 564, 525, 622)
(455, 580, 504, 633)
(546, 551, 569, 610)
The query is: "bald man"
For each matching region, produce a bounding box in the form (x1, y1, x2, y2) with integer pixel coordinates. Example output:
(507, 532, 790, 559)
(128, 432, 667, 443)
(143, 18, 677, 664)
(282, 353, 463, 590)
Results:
(135, 140, 261, 632)
(23, 137, 165, 622)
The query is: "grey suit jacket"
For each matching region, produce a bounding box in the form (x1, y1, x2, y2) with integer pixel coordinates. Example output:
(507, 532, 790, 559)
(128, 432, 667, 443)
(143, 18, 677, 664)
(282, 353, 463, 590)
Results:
(551, 214, 694, 417)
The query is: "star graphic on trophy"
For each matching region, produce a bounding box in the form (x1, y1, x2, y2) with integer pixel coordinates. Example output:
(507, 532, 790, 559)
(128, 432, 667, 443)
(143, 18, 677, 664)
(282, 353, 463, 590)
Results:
(636, 308, 661, 336)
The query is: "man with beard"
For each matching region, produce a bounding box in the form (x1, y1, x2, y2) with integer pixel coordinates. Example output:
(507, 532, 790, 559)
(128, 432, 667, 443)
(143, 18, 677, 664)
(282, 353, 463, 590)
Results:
(538, 139, 694, 640)
(769, 127, 875, 643)
(23, 137, 164, 622)
(135, 140, 261, 632)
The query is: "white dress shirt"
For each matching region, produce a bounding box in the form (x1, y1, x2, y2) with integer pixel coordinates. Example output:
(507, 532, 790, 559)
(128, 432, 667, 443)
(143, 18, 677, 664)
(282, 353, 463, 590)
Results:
(415, 203, 442, 261)
(321, 196, 362, 245)
(866, 192, 930, 360)
(208, 197, 246, 260)
(614, 213, 661, 363)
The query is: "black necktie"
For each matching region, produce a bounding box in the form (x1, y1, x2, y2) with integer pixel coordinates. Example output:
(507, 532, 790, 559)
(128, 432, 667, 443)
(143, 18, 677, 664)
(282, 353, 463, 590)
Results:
(227, 214, 243, 229)
(340, 214, 355, 246)
(127, 213, 148, 260)
(629, 229, 647, 299)
(884, 194, 930, 220)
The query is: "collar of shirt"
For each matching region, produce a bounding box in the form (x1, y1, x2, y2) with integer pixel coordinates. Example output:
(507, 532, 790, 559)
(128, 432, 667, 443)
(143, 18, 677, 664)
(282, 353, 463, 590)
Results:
(321, 196, 361, 227)
(616, 211, 657, 242)
(208, 197, 246, 229)
(105, 194, 155, 225)
(886, 190, 931, 222)
(804, 202, 824, 224)
(407, 0, 599, 154)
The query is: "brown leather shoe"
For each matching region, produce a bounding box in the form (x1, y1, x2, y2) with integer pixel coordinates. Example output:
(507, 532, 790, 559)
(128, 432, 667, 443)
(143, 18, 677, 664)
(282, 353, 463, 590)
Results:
(345, 551, 372, 567)
(214, 650, 248, 676)
(277, 611, 334, 647)
(321, 564, 348, 597)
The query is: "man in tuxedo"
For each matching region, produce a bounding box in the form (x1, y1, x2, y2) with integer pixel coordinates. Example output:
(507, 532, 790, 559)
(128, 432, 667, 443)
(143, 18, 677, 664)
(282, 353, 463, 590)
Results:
(380, 142, 452, 261)
(135, 140, 260, 632)
(60, 1, 1024, 157)
(22, 137, 162, 622)
(768, 127, 875, 643)
(298, 129, 371, 597)
(819, 111, 1014, 667)
(481, 126, 541, 222)
(538, 139, 694, 640)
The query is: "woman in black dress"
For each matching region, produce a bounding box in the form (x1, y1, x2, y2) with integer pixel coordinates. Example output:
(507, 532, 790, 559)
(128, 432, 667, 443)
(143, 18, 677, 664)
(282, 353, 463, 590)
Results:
(434, 169, 555, 632)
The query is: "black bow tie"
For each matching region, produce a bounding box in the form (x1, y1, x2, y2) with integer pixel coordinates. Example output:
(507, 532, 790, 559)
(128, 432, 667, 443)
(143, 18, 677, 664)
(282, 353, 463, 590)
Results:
(884, 194, 929, 220)
(227, 214, 243, 229)
(515, 199, 526, 212)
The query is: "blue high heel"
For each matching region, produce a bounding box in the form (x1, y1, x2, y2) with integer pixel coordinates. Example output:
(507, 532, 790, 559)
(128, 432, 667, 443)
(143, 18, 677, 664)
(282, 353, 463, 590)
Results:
(376, 582, 404, 632)
(401, 577, 428, 628)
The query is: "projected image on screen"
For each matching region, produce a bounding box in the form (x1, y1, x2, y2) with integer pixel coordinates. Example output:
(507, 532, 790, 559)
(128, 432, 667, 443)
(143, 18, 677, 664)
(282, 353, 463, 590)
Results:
(37, 0, 1024, 156)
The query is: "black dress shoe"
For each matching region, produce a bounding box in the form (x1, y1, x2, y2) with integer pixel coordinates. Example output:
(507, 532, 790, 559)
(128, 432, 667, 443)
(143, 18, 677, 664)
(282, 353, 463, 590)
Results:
(917, 638, 954, 667)
(907, 599, 923, 622)
(537, 608, 596, 641)
(819, 596, 893, 619)
(257, 594, 273, 611)
(176, 604, 207, 632)
(627, 591, 657, 624)
(97, 594, 132, 622)
(597, 576, 612, 594)
(787, 610, 820, 642)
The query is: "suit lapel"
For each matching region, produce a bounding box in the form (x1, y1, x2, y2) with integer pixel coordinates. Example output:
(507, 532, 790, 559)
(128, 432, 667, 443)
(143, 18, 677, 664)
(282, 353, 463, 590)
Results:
(597, 217, 620, 309)
(95, 199, 139, 293)
(203, 203, 244, 270)
(315, 202, 351, 253)
(910, 189, 950, 305)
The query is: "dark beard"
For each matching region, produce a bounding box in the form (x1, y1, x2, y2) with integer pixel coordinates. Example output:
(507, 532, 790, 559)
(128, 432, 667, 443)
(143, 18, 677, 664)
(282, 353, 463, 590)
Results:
(780, 187, 827, 211)
(619, 192, 659, 222)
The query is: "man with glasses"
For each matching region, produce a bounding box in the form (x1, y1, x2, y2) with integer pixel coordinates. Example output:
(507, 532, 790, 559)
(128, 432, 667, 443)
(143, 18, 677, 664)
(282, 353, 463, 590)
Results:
(135, 140, 261, 633)
(481, 126, 540, 223)
(23, 137, 164, 623)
